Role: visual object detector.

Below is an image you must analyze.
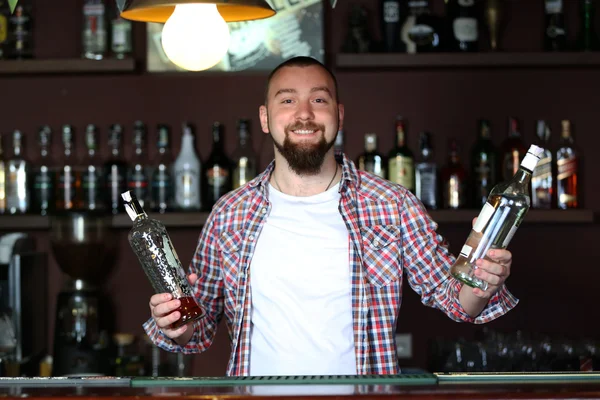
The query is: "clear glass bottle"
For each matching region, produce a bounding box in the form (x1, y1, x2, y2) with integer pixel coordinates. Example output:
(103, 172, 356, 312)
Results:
(556, 120, 579, 209)
(122, 190, 205, 329)
(334, 128, 344, 163)
(127, 121, 150, 209)
(415, 131, 438, 209)
(6, 129, 30, 214)
(531, 120, 553, 209)
(231, 119, 257, 190)
(450, 145, 544, 290)
(56, 124, 83, 211)
(82, 0, 107, 60)
(151, 124, 174, 214)
(83, 124, 105, 211)
(173, 123, 202, 211)
(0, 133, 6, 214)
(31, 125, 55, 216)
(104, 124, 128, 214)
(110, 2, 132, 59)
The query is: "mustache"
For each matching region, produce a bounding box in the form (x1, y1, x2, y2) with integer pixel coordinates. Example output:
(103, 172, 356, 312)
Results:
(285, 121, 325, 133)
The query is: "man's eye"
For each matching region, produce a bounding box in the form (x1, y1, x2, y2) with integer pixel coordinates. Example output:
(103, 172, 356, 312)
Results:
(281, 99, 293, 104)
(314, 98, 327, 103)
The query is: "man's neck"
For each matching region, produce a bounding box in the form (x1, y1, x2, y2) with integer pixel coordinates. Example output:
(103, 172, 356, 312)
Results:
(271, 153, 339, 197)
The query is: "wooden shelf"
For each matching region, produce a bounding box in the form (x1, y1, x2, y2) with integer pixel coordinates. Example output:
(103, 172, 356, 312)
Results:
(0, 58, 136, 75)
(0, 210, 594, 230)
(335, 52, 600, 70)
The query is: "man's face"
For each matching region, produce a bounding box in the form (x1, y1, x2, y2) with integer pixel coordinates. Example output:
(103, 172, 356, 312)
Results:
(259, 65, 344, 175)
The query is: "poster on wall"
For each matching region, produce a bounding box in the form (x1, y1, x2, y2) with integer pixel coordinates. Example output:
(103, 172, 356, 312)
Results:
(146, 0, 324, 72)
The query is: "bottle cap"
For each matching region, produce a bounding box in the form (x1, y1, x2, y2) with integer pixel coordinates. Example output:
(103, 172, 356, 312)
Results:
(521, 144, 544, 172)
(121, 191, 147, 222)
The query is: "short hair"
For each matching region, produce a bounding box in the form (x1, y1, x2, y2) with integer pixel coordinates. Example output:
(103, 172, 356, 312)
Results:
(264, 56, 339, 105)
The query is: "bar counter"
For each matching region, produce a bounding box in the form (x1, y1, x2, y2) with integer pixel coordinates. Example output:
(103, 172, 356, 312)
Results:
(1, 372, 600, 399)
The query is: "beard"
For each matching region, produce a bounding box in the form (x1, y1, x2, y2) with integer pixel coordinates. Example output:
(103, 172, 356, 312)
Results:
(269, 116, 337, 176)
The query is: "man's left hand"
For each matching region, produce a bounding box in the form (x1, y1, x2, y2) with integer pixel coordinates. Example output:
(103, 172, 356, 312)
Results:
(472, 248, 512, 298)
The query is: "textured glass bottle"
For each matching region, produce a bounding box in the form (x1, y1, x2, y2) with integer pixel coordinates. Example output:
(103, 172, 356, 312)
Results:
(122, 191, 205, 329)
(450, 145, 544, 290)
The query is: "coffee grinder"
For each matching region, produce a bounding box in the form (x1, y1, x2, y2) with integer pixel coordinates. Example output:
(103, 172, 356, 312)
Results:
(49, 211, 116, 376)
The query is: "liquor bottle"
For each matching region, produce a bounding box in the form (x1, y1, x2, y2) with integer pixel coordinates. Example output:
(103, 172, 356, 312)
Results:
(0, 0, 10, 59)
(56, 125, 83, 211)
(544, 0, 567, 51)
(471, 120, 498, 208)
(401, 0, 446, 53)
(8, 3, 33, 59)
(381, 0, 406, 52)
(450, 145, 544, 290)
(577, 0, 600, 51)
(334, 129, 344, 163)
(441, 138, 467, 209)
(5, 130, 29, 214)
(173, 123, 202, 211)
(0, 133, 6, 214)
(82, 124, 105, 211)
(531, 120, 553, 209)
(556, 120, 578, 209)
(31, 126, 55, 216)
(447, 0, 479, 52)
(110, 2, 132, 59)
(500, 117, 527, 182)
(231, 119, 257, 190)
(415, 131, 438, 209)
(82, 0, 107, 60)
(121, 191, 205, 329)
(205, 122, 232, 209)
(357, 133, 386, 178)
(151, 124, 174, 214)
(388, 116, 415, 191)
(104, 124, 128, 214)
(127, 121, 150, 209)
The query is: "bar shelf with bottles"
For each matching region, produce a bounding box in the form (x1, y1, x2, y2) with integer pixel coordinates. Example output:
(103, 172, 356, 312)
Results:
(0, 0, 135, 74)
(338, 0, 600, 69)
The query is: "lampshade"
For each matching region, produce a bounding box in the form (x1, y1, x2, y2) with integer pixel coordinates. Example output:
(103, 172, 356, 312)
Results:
(120, 0, 276, 23)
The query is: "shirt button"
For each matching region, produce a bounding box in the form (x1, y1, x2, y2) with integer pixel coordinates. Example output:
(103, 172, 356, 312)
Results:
(261, 208, 267, 214)
(249, 235, 255, 241)
(373, 240, 380, 247)
(236, 304, 242, 311)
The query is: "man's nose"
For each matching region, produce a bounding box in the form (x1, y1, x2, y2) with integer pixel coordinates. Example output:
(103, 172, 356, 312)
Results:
(295, 101, 314, 120)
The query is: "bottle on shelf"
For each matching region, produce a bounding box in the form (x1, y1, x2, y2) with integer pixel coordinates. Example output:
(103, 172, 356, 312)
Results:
(380, 0, 406, 52)
(122, 190, 205, 329)
(204, 122, 232, 209)
(471, 119, 498, 208)
(500, 117, 527, 182)
(8, 3, 33, 59)
(31, 126, 55, 216)
(556, 120, 579, 209)
(357, 133, 386, 179)
(388, 116, 415, 192)
(544, 0, 567, 51)
(415, 131, 438, 209)
(104, 123, 128, 214)
(531, 120, 553, 209)
(0, 0, 10, 59)
(127, 121, 150, 209)
(82, 0, 108, 60)
(450, 145, 544, 290)
(56, 125, 83, 211)
(577, 0, 600, 51)
(151, 124, 174, 214)
(441, 138, 467, 209)
(173, 123, 202, 211)
(5, 130, 29, 214)
(0, 133, 6, 214)
(447, 0, 479, 52)
(231, 119, 257, 190)
(83, 124, 105, 211)
(401, 0, 447, 53)
(110, 1, 132, 59)
(334, 128, 344, 163)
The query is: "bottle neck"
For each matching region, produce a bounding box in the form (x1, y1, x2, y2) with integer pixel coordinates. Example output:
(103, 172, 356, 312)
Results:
(514, 167, 532, 186)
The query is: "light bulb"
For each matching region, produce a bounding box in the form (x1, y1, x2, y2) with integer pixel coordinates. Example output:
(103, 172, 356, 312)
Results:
(161, 3, 230, 71)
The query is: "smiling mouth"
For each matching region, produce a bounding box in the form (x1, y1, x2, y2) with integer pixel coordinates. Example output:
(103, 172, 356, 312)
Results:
(291, 129, 318, 135)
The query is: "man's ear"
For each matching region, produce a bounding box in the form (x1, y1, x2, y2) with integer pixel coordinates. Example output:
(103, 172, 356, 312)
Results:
(259, 105, 269, 134)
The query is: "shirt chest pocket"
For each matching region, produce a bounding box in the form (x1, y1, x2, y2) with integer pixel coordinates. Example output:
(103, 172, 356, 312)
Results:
(218, 230, 243, 291)
(361, 225, 402, 287)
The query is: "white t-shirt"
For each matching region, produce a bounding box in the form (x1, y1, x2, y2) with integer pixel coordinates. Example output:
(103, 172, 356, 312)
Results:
(249, 182, 356, 376)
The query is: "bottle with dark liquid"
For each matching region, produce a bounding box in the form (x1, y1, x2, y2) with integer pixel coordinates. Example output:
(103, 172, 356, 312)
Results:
(500, 117, 527, 182)
(8, 3, 33, 59)
(83, 124, 105, 211)
(441, 138, 467, 209)
(231, 119, 257, 190)
(357, 133, 386, 178)
(204, 122, 232, 209)
(415, 131, 438, 209)
(127, 121, 150, 209)
(381, 0, 406, 52)
(577, 0, 600, 51)
(471, 119, 498, 208)
(151, 124, 174, 214)
(401, 0, 446, 53)
(544, 0, 567, 51)
(447, 0, 479, 52)
(104, 124, 128, 214)
(556, 120, 578, 209)
(451, 145, 543, 290)
(531, 120, 553, 209)
(56, 125, 83, 211)
(31, 126, 55, 215)
(122, 190, 205, 329)
(334, 129, 344, 163)
(388, 116, 415, 192)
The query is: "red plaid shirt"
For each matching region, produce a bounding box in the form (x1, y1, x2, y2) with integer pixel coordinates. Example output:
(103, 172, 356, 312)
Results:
(144, 154, 518, 376)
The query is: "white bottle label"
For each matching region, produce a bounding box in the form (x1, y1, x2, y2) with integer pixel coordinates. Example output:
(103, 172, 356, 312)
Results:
(458, 0, 475, 5)
(383, 1, 400, 23)
(175, 169, 200, 208)
(453, 18, 478, 42)
(473, 202, 495, 233)
(545, 0, 563, 14)
(460, 244, 473, 258)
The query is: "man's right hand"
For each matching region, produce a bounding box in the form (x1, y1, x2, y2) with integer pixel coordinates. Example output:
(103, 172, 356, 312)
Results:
(149, 273, 198, 346)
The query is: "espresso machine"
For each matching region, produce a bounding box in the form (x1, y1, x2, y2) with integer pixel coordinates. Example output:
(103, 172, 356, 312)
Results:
(49, 211, 117, 376)
(0, 232, 48, 376)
